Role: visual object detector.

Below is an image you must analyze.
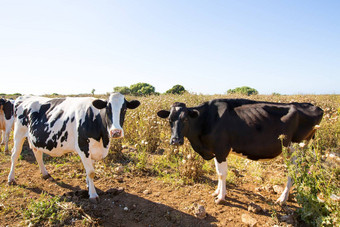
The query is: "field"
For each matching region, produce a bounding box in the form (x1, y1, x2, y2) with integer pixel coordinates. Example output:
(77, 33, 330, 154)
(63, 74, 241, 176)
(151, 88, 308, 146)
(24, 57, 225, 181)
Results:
(0, 93, 339, 226)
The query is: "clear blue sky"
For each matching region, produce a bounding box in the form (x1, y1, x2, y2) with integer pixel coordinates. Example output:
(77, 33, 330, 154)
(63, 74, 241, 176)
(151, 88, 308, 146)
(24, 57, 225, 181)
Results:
(1, 1, 339, 95)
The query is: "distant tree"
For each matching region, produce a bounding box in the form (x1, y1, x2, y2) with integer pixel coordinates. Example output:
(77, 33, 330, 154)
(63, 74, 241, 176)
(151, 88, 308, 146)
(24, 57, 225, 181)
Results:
(91, 89, 95, 96)
(227, 86, 258, 96)
(114, 86, 131, 95)
(130, 83, 156, 96)
(166, 85, 186, 95)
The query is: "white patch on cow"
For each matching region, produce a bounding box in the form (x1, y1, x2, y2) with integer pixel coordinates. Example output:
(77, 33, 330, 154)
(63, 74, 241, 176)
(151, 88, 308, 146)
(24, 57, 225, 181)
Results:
(175, 107, 181, 111)
(213, 158, 228, 203)
(88, 138, 109, 161)
(108, 93, 125, 137)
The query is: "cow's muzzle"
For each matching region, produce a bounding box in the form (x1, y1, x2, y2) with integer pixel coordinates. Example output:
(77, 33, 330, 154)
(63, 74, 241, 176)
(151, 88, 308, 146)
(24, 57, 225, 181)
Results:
(170, 137, 184, 146)
(110, 129, 123, 138)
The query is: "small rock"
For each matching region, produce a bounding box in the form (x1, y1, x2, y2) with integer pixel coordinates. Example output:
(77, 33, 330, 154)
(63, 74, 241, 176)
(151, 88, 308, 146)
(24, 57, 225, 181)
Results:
(248, 202, 262, 214)
(231, 169, 241, 177)
(106, 188, 121, 196)
(273, 185, 284, 194)
(123, 207, 129, 211)
(116, 176, 124, 183)
(265, 185, 275, 194)
(241, 213, 257, 227)
(115, 166, 124, 174)
(143, 189, 151, 195)
(194, 204, 206, 219)
(330, 194, 340, 202)
(117, 187, 124, 193)
(280, 214, 295, 224)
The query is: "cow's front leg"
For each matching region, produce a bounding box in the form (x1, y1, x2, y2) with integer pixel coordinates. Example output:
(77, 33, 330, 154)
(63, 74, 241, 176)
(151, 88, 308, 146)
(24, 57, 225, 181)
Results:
(79, 154, 99, 203)
(33, 149, 52, 180)
(213, 158, 228, 204)
(8, 127, 26, 185)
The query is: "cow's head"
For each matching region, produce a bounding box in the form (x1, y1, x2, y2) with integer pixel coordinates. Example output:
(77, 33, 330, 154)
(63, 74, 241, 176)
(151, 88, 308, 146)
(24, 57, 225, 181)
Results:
(157, 102, 199, 145)
(92, 93, 140, 138)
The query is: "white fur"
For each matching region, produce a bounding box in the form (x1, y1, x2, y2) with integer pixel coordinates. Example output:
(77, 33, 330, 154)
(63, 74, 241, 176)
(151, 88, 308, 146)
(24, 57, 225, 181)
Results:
(212, 158, 228, 203)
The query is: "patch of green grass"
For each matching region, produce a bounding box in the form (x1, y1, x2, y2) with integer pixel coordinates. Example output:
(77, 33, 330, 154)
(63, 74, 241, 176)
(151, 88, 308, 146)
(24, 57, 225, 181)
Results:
(284, 141, 340, 226)
(22, 192, 85, 226)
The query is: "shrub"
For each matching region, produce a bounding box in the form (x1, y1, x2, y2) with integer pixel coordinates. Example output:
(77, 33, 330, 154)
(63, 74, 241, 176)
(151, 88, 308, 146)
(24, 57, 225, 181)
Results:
(166, 85, 186, 95)
(283, 141, 339, 226)
(113, 86, 131, 95)
(130, 83, 156, 96)
(227, 86, 258, 96)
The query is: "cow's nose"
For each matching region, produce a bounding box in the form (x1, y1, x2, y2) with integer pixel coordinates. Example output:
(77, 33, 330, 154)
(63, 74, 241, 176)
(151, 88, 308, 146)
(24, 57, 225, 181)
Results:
(170, 137, 183, 145)
(110, 129, 123, 138)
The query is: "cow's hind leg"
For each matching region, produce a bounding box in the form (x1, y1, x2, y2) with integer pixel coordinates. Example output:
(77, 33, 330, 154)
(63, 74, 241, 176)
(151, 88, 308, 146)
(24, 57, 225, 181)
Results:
(213, 157, 228, 204)
(276, 146, 296, 204)
(8, 128, 26, 185)
(79, 152, 99, 203)
(33, 149, 53, 180)
(4, 127, 12, 152)
(0, 130, 3, 145)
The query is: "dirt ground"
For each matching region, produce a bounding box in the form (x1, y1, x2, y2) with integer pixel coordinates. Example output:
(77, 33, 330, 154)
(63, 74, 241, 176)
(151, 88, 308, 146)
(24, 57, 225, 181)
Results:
(0, 147, 302, 227)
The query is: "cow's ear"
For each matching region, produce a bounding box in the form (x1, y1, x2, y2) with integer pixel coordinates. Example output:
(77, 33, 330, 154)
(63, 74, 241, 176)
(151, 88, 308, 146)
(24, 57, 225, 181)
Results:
(92, 99, 107, 109)
(126, 100, 140, 109)
(188, 109, 199, 118)
(157, 110, 170, 118)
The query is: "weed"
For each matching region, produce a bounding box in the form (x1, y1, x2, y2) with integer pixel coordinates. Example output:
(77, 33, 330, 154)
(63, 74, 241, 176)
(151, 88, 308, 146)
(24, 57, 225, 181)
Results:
(283, 140, 340, 226)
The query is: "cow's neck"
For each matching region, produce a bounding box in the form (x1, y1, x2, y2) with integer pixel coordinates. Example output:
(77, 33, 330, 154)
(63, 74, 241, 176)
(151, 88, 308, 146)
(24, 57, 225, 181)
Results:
(185, 108, 215, 160)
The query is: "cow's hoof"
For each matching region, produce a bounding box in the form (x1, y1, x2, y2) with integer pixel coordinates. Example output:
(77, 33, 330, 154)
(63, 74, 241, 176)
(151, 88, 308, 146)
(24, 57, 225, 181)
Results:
(215, 198, 226, 205)
(8, 180, 17, 186)
(212, 191, 219, 197)
(42, 174, 54, 181)
(89, 197, 100, 204)
(275, 199, 286, 205)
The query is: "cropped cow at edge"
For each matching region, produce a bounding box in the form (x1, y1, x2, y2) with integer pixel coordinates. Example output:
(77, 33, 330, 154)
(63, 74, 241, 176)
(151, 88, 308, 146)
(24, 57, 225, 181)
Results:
(8, 93, 140, 202)
(157, 99, 323, 204)
(0, 98, 15, 152)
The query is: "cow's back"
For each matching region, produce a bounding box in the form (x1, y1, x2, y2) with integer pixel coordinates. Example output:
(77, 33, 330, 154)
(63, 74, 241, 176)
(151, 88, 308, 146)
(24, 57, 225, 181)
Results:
(15, 96, 104, 156)
(197, 99, 323, 160)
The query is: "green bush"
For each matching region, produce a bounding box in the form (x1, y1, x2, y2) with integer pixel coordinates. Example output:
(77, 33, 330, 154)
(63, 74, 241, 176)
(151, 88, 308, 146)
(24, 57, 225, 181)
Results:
(113, 86, 131, 95)
(227, 86, 258, 96)
(166, 85, 186, 95)
(130, 83, 156, 96)
(283, 142, 339, 226)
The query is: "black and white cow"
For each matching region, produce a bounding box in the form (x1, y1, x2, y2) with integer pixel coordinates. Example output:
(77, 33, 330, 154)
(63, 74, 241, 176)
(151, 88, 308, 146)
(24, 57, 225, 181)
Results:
(8, 93, 140, 202)
(0, 98, 15, 152)
(157, 99, 323, 204)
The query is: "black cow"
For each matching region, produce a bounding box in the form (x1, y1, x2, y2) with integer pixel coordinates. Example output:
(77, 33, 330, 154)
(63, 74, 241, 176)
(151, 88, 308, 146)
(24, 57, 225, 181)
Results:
(157, 98, 323, 204)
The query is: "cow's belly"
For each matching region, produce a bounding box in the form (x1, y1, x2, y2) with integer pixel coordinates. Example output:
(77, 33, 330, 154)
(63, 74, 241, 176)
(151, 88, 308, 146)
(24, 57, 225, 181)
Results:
(27, 133, 76, 157)
(30, 145, 75, 157)
(89, 138, 109, 161)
